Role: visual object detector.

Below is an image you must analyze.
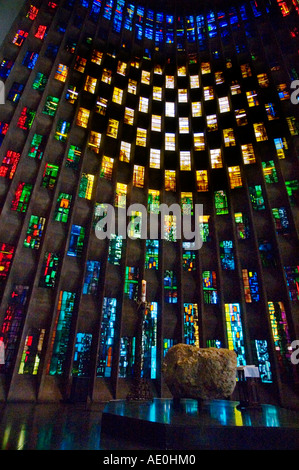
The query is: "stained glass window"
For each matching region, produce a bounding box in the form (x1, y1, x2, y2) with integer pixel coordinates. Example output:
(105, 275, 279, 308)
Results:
(0, 285, 29, 373)
(199, 215, 211, 242)
(54, 63, 69, 82)
(18, 328, 45, 375)
(103, 0, 114, 20)
(165, 170, 176, 191)
(268, 301, 292, 377)
(97, 297, 117, 377)
(43, 96, 59, 116)
(148, 189, 160, 214)
(225, 303, 246, 366)
(241, 143, 256, 164)
(124, 3, 135, 30)
(26, 5, 39, 20)
(8, 82, 24, 103)
(79, 173, 94, 199)
(163, 338, 177, 356)
(117, 60, 127, 76)
(164, 215, 177, 242)
(107, 119, 119, 139)
(249, 185, 265, 210)
(74, 55, 87, 73)
(144, 7, 154, 40)
(124, 107, 134, 125)
(17, 107, 36, 130)
(72, 333, 92, 377)
(54, 193, 72, 223)
(181, 193, 193, 215)
(102, 68, 112, 83)
(119, 141, 131, 163)
(180, 151, 191, 170)
(11, 182, 32, 212)
(192, 103, 202, 118)
(0, 244, 15, 283)
(145, 240, 159, 269)
(90, 1, 102, 22)
(28, 134, 46, 160)
(207, 114, 218, 131)
(142, 302, 158, 379)
(164, 270, 177, 304)
(284, 266, 299, 301)
(128, 211, 143, 239)
(0, 121, 8, 146)
(84, 75, 97, 94)
(274, 137, 288, 159)
(93, 202, 108, 229)
(165, 133, 176, 150)
(242, 269, 259, 302)
(223, 128, 236, 147)
(235, 212, 250, 239)
(0, 59, 13, 78)
(82, 261, 100, 295)
(48, 291, 76, 375)
(65, 145, 81, 169)
(285, 180, 299, 205)
(228, 166, 242, 189)
(254, 340, 272, 383)
(0, 151, 20, 179)
(67, 225, 85, 258)
(136, 127, 146, 146)
(220, 240, 235, 270)
(184, 303, 199, 346)
(24, 215, 46, 250)
(119, 336, 135, 377)
(108, 234, 123, 265)
(35, 25, 48, 40)
(12, 29, 28, 47)
(155, 12, 164, 44)
(39, 252, 60, 288)
(153, 86, 162, 101)
(88, 131, 102, 154)
(262, 160, 278, 183)
(41, 163, 59, 190)
(115, 182, 127, 208)
(135, 6, 144, 41)
(215, 190, 229, 215)
(124, 267, 139, 300)
(91, 48, 103, 65)
(76, 108, 90, 128)
(182, 243, 196, 271)
(151, 115, 161, 132)
(32, 72, 47, 91)
(254, 122, 268, 141)
(133, 165, 145, 187)
(22, 51, 38, 69)
(54, 119, 71, 143)
(100, 156, 114, 180)
(272, 207, 290, 235)
(235, 109, 247, 126)
(203, 271, 218, 304)
(210, 148, 222, 169)
(65, 85, 78, 104)
(112, 86, 123, 104)
(196, 170, 208, 191)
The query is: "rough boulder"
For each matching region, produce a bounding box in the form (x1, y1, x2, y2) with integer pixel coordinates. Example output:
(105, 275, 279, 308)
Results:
(162, 343, 237, 400)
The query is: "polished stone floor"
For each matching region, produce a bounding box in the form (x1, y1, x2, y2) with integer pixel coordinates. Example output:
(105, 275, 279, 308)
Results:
(0, 401, 158, 450)
(0, 399, 299, 450)
(101, 398, 299, 450)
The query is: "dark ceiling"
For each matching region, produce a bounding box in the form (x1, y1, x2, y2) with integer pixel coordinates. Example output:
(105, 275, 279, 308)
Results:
(135, 0, 241, 14)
